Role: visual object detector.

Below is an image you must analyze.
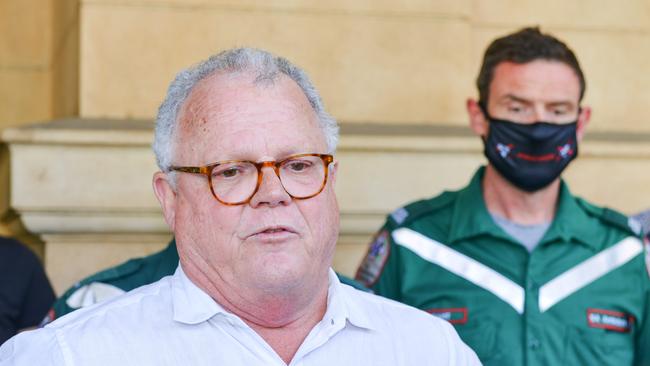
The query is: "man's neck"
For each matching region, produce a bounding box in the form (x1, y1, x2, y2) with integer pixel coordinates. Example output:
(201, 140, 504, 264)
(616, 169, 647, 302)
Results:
(482, 164, 560, 225)
(182, 261, 329, 364)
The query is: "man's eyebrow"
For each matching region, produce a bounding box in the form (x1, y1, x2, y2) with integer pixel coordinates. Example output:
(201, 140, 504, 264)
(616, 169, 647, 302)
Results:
(500, 94, 575, 107)
(500, 94, 532, 105)
(546, 100, 574, 108)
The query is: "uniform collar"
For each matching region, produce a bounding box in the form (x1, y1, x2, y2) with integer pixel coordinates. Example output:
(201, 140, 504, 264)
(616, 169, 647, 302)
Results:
(448, 166, 599, 250)
(171, 265, 374, 330)
(448, 167, 512, 245)
(539, 181, 600, 250)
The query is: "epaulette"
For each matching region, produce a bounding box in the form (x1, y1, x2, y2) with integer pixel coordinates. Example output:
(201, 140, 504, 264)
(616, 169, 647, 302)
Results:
(388, 191, 456, 227)
(576, 198, 639, 236)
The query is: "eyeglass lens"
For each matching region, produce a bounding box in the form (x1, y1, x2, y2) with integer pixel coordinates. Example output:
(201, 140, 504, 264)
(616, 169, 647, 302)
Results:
(210, 155, 327, 203)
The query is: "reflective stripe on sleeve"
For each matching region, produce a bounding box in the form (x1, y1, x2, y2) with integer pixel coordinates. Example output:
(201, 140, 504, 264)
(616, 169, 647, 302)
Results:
(538, 236, 643, 312)
(392, 228, 525, 314)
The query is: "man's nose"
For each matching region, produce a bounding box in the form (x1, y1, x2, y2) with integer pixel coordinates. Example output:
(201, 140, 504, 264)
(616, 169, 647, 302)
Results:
(532, 104, 547, 122)
(249, 166, 291, 208)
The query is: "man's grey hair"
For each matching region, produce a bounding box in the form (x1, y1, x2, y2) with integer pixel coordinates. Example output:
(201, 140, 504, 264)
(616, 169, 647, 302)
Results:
(153, 47, 339, 172)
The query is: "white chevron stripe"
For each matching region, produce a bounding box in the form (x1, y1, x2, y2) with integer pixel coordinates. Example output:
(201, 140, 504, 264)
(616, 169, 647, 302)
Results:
(392, 228, 526, 314)
(538, 236, 643, 312)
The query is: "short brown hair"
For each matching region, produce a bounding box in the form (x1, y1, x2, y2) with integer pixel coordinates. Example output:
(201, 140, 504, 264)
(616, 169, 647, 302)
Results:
(476, 27, 585, 104)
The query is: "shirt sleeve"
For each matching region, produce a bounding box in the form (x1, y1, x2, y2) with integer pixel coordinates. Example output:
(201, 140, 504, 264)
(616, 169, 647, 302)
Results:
(0, 328, 66, 366)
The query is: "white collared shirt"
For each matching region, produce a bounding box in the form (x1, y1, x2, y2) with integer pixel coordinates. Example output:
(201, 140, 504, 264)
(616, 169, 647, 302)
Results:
(0, 266, 480, 365)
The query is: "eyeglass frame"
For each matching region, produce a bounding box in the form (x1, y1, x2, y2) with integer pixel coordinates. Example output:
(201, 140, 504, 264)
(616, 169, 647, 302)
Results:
(169, 153, 334, 206)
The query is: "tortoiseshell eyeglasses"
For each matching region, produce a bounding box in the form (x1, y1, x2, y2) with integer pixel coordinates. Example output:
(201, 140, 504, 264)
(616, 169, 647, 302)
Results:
(170, 153, 334, 205)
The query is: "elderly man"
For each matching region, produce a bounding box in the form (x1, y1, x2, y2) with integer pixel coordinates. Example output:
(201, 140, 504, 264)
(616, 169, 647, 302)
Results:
(0, 48, 479, 365)
(356, 27, 650, 365)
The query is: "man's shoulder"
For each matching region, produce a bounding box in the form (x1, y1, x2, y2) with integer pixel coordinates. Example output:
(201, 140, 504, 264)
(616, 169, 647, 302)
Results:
(356, 190, 462, 288)
(385, 190, 458, 229)
(0, 326, 63, 365)
(341, 284, 452, 332)
(2, 277, 175, 365)
(575, 197, 641, 236)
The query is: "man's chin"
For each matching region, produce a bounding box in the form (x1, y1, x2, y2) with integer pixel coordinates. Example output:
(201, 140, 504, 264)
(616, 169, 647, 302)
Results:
(249, 262, 312, 293)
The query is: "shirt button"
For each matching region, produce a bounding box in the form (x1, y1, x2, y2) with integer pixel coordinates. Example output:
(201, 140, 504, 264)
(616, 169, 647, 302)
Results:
(526, 279, 536, 291)
(528, 339, 541, 350)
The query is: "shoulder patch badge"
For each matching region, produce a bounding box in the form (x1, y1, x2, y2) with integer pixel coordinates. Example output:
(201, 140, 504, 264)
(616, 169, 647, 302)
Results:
(587, 308, 634, 332)
(355, 230, 390, 287)
(390, 207, 409, 225)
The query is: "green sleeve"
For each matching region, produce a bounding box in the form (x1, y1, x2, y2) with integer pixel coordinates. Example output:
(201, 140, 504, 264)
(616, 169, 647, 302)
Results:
(636, 241, 650, 364)
(637, 294, 650, 365)
(355, 224, 402, 300)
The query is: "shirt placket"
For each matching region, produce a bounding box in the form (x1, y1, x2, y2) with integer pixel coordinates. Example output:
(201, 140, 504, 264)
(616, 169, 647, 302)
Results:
(289, 316, 347, 366)
(523, 249, 543, 366)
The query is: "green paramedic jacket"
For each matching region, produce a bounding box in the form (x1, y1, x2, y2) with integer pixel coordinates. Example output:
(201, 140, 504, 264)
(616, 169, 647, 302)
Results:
(43, 239, 368, 325)
(356, 168, 650, 366)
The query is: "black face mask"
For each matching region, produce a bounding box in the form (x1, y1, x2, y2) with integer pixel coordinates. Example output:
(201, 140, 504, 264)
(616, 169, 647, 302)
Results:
(481, 106, 579, 192)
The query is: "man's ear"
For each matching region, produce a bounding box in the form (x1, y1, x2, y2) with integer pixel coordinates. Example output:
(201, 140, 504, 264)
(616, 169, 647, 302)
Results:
(153, 171, 177, 231)
(576, 106, 591, 142)
(467, 98, 489, 137)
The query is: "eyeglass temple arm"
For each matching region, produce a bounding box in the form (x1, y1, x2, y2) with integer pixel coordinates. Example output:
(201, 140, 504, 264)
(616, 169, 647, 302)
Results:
(170, 166, 210, 174)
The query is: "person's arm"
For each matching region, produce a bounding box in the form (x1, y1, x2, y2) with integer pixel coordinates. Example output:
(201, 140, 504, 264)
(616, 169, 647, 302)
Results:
(355, 224, 402, 299)
(635, 238, 650, 365)
(17, 254, 55, 331)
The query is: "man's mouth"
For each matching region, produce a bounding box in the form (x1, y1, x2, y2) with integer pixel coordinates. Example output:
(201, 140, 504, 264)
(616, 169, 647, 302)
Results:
(261, 228, 288, 234)
(248, 226, 299, 241)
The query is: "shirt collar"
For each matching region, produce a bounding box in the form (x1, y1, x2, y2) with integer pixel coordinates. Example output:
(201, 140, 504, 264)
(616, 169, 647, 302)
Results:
(171, 264, 227, 325)
(448, 166, 599, 250)
(324, 269, 374, 331)
(538, 181, 600, 250)
(448, 167, 512, 244)
(172, 265, 375, 330)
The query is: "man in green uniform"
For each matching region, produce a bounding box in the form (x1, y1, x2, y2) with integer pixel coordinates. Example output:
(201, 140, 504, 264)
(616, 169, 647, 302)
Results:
(42, 240, 367, 325)
(356, 27, 649, 365)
